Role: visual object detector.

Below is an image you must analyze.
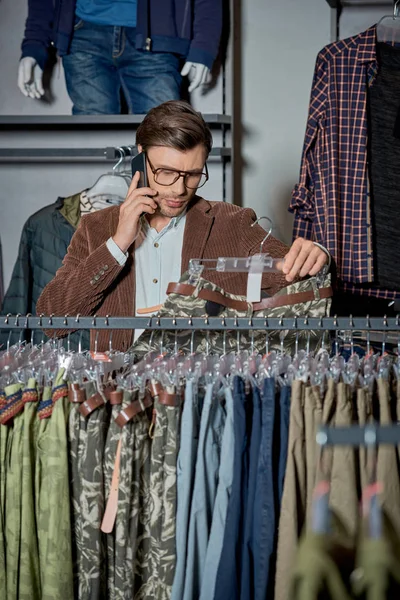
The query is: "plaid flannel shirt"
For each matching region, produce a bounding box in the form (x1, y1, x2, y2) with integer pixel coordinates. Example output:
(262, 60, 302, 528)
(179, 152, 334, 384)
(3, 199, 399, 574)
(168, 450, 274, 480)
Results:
(290, 25, 399, 301)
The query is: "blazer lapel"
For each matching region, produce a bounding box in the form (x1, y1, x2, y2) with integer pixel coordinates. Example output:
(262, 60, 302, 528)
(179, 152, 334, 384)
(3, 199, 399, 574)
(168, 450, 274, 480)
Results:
(181, 197, 214, 274)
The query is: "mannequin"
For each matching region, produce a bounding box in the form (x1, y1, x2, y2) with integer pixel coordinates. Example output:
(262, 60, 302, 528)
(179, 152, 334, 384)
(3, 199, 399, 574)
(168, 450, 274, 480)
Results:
(18, 0, 220, 114)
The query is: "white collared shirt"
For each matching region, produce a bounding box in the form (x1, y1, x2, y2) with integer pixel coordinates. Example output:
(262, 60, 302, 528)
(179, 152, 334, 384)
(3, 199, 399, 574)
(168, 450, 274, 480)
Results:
(106, 213, 186, 339)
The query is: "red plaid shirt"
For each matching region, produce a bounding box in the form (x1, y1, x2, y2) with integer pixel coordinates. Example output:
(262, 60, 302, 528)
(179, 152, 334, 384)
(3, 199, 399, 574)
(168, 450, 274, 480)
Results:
(290, 25, 398, 300)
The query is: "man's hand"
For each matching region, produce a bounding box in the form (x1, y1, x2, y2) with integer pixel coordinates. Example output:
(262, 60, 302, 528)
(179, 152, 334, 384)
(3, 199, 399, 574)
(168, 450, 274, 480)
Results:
(282, 238, 329, 282)
(112, 171, 157, 252)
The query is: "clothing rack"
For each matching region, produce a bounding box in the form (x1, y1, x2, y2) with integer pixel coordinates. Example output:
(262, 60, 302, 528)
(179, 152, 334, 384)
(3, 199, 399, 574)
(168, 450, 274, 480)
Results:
(318, 424, 400, 447)
(1, 314, 400, 331)
(0, 146, 230, 163)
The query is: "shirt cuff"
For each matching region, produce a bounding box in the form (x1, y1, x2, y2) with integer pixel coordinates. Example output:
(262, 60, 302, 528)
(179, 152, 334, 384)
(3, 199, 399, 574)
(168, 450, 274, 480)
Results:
(106, 237, 128, 266)
(313, 242, 331, 270)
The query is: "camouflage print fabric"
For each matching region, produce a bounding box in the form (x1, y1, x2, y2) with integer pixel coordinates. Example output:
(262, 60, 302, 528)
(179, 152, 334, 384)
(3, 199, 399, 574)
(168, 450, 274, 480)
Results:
(68, 382, 86, 596)
(19, 378, 41, 600)
(114, 390, 136, 599)
(4, 383, 24, 600)
(36, 371, 73, 600)
(77, 381, 109, 600)
(128, 394, 152, 599)
(102, 387, 124, 598)
(130, 271, 332, 359)
(142, 384, 182, 600)
(112, 390, 152, 599)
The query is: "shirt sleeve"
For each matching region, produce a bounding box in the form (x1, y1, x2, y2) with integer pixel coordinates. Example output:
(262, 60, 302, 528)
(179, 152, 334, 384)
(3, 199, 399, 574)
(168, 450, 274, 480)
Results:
(106, 237, 128, 266)
(289, 51, 328, 241)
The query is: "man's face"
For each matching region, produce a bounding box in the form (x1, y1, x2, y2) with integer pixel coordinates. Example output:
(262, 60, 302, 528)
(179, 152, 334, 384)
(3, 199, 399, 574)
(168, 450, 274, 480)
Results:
(143, 144, 208, 218)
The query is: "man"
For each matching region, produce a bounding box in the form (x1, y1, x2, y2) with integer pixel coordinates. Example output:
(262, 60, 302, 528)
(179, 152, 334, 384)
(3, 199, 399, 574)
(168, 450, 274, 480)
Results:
(37, 100, 329, 351)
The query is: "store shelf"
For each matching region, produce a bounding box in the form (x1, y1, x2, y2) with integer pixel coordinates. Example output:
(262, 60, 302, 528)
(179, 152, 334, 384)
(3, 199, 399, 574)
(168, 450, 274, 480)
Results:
(0, 114, 231, 130)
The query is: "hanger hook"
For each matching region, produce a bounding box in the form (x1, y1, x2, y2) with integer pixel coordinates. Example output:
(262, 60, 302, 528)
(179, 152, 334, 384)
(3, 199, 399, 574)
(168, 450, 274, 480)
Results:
(251, 216, 274, 254)
(395, 0, 400, 18)
(113, 147, 125, 173)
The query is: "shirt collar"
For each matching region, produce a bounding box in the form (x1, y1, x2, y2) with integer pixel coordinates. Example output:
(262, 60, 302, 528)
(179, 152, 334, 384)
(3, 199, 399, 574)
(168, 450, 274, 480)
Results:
(356, 25, 377, 64)
(142, 209, 187, 233)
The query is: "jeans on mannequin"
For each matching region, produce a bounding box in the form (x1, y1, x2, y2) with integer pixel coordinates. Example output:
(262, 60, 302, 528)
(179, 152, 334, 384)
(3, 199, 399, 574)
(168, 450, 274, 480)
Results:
(62, 20, 182, 114)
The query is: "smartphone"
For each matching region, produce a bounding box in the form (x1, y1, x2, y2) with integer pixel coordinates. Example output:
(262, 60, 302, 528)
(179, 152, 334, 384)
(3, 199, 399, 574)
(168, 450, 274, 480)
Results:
(131, 151, 148, 188)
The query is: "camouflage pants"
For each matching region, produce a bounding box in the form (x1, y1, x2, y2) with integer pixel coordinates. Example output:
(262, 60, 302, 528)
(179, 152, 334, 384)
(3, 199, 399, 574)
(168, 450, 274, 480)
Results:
(131, 271, 332, 359)
(140, 386, 182, 600)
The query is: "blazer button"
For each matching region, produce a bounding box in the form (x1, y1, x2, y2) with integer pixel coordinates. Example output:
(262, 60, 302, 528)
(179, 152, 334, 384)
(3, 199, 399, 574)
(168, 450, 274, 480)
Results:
(94, 275, 100, 281)
(99, 270, 105, 275)
(90, 279, 95, 285)
(104, 264, 109, 270)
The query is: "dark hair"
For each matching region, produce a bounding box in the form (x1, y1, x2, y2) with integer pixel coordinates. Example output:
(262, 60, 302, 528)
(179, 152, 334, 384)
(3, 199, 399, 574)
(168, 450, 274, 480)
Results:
(136, 100, 213, 157)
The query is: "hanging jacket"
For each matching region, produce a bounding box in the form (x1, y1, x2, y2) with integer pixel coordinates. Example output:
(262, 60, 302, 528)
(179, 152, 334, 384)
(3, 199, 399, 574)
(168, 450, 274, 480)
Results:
(21, 0, 222, 71)
(0, 193, 90, 350)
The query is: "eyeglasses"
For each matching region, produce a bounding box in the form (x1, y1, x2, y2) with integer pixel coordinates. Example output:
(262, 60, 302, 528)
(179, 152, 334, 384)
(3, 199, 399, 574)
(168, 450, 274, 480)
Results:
(146, 155, 209, 189)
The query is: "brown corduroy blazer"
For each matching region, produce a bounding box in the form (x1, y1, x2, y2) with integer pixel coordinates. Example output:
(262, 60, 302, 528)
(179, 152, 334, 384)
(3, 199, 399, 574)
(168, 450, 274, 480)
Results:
(37, 197, 290, 351)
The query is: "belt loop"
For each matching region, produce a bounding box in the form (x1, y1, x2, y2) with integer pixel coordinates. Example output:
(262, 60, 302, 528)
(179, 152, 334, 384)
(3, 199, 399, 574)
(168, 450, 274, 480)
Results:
(311, 278, 320, 301)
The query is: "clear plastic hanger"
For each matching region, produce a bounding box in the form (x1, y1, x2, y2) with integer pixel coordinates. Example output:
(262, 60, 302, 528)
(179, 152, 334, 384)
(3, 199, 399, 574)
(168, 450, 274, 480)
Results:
(376, 1, 400, 43)
(86, 147, 129, 204)
(189, 216, 283, 277)
(189, 216, 284, 303)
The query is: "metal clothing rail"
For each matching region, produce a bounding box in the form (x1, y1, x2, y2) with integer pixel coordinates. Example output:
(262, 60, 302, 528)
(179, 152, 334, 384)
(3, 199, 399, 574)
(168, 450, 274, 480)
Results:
(318, 424, 400, 447)
(0, 147, 230, 163)
(1, 315, 400, 331)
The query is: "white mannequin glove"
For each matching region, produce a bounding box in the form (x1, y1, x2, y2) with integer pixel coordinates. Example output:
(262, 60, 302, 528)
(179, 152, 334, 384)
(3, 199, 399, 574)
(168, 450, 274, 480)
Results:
(18, 57, 45, 99)
(181, 61, 211, 92)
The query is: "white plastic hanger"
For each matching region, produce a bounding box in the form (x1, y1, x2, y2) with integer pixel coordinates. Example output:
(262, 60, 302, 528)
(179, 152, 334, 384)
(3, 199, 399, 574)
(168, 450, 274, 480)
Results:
(376, 1, 400, 43)
(86, 147, 129, 204)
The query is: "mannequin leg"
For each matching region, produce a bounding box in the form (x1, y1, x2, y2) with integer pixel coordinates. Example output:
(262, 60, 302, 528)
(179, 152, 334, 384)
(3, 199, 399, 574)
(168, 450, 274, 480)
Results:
(118, 28, 182, 114)
(62, 20, 121, 115)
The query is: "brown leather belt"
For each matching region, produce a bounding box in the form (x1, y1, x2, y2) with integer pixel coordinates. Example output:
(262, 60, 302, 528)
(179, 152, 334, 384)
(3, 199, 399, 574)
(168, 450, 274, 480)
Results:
(115, 393, 152, 427)
(166, 283, 249, 311)
(252, 286, 333, 311)
(166, 282, 333, 312)
(68, 383, 85, 404)
(79, 392, 105, 418)
(149, 381, 182, 407)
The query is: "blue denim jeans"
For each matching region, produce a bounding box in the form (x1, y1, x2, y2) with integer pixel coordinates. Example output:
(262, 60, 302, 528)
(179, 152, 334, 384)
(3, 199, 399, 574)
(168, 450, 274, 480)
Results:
(253, 377, 277, 600)
(214, 376, 252, 600)
(171, 380, 201, 600)
(200, 386, 235, 600)
(63, 20, 182, 114)
(182, 383, 225, 600)
(240, 384, 262, 600)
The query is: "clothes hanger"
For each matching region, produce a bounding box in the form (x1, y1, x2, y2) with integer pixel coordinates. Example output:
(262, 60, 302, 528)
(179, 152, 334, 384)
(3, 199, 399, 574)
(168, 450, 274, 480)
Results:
(376, 0, 400, 43)
(86, 147, 129, 204)
(189, 216, 284, 303)
(189, 216, 283, 279)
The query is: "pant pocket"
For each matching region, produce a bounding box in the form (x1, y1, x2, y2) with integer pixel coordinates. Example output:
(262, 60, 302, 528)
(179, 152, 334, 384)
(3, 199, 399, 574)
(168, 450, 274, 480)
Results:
(74, 18, 84, 31)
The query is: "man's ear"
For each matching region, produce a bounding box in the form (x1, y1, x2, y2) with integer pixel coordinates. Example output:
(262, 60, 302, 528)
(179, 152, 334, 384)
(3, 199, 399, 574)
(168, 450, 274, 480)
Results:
(137, 144, 143, 153)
